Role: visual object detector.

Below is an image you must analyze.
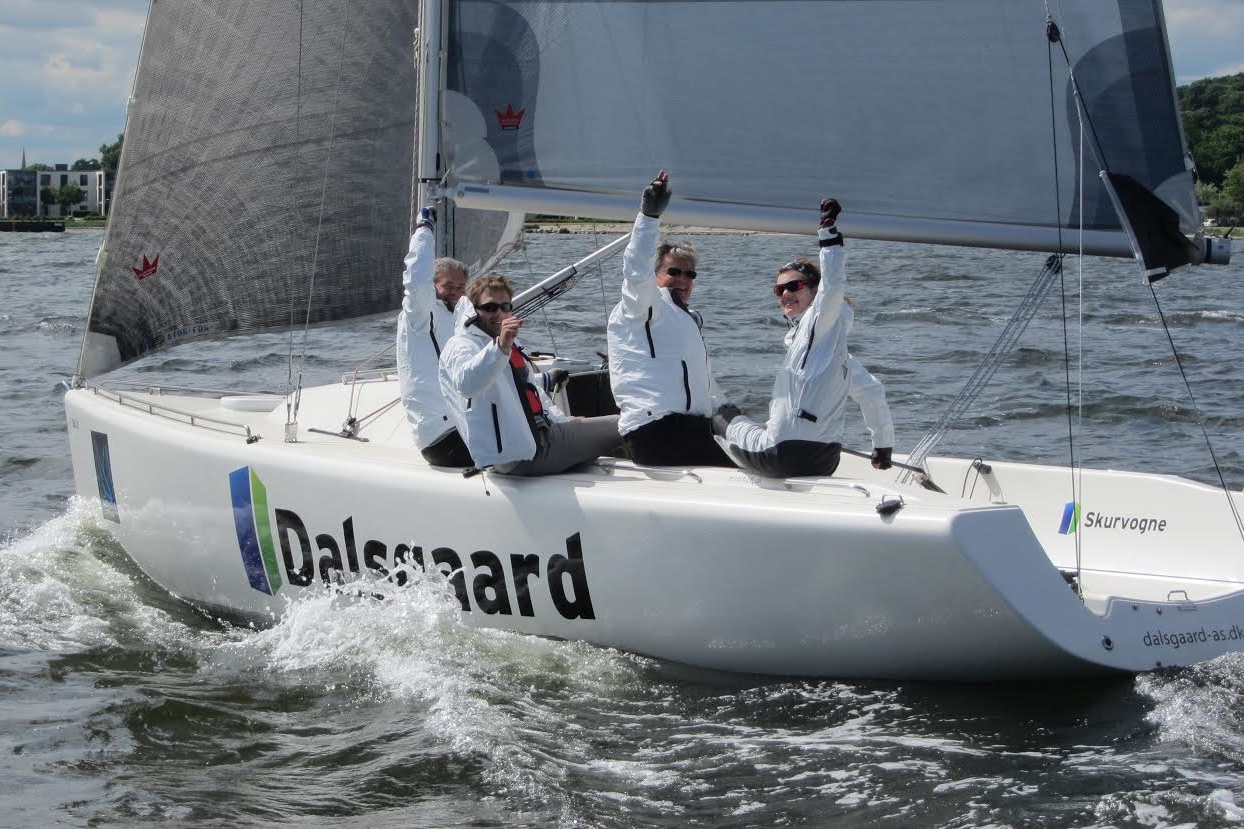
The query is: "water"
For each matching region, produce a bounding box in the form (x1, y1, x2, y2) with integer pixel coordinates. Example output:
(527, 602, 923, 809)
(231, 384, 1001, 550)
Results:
(3, 227, 1244, 826)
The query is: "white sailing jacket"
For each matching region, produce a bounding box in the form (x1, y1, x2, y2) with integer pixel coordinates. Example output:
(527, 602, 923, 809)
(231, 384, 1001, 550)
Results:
(607, 213, 715, 436)
(726, 236, 892, 454)
(438, 306, 568, 469)
(396, 227, 458, 450)
(844, 353, 896, 450)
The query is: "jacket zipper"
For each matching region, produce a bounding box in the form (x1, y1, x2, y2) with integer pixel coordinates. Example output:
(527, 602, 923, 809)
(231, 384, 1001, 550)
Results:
(681, 360, 691, 410)
(490, 404, 502, 452)
(644, 307, 656, 358)
(428, 311, 441, 357)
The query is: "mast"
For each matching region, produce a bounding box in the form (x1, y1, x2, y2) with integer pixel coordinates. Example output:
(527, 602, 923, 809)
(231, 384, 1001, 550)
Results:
(415, 0, 446, 253)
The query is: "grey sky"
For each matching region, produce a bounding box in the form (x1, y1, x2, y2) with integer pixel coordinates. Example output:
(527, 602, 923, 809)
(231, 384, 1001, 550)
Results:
(1, 0, 1242, 169)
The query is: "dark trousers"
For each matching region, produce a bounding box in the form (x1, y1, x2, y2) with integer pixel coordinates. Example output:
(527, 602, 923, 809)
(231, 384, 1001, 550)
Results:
(421, 429, 473, 467)
(730, 439, 841, 478)
(623, 413, 736, 467)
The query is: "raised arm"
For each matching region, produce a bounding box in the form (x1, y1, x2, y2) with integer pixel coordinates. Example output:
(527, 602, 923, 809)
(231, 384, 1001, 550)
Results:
(401, 207, 438, 321)
(618, 171, 671, 317)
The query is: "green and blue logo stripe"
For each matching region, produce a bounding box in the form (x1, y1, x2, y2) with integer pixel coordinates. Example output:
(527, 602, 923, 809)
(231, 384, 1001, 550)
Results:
(1058, 500, 1080, 535)
(229, 467, 283, 595)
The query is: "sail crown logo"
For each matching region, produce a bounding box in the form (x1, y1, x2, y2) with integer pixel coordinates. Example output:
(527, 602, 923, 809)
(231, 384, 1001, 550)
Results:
(132, 254, 160, 280)
(495, 104, 526, 130)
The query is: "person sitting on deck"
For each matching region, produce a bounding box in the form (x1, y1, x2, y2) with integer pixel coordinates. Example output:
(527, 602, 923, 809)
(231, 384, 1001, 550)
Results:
(439, 275, 623, 475)
(712, 199, 895, 477)
(396, 206, 473, 467)
(606, 170, 734, 467)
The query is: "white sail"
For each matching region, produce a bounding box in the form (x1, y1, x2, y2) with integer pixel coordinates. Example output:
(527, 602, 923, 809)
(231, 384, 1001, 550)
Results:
(440, 0, 1201, 265)
(78, 0, 522, 378)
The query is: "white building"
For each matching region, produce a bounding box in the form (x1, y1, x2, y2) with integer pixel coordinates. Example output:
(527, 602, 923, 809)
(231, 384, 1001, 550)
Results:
(1, 165, 112, 217)
(34, 166, 111, 216)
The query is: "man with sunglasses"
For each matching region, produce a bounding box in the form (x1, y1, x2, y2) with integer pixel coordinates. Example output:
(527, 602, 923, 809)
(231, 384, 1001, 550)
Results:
(396, 206, 475, 467)
(439, 275, 622, 475)
(606, 170, 734, 466)
(713, 199, 894, 477)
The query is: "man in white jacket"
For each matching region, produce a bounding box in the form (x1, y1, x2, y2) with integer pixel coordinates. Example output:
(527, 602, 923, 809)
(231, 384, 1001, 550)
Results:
(396, 207, 473, 466)
(439, 275, 622, 475)
(715, 199, 894, 477)
(606, 171, 733, 466)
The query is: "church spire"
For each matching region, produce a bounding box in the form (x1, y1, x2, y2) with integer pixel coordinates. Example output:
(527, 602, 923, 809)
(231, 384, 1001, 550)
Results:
(20, 147, 26, 169)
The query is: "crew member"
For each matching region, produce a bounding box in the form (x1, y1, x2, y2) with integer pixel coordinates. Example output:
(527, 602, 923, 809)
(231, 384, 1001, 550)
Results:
(714, 199, 894, 477)
(439, 275, 622, 475)
(606, 171, 733, 466)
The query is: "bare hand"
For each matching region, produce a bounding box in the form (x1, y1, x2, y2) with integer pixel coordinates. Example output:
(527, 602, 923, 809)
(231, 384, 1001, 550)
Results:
(497, 315, 522, 351)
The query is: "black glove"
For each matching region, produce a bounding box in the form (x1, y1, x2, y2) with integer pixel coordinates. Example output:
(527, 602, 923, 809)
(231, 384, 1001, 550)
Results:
(818, 198, 841, 228)
(543, 368, 570, 392)
(415, 205, 436, 231)
(871, 447, 893, 470)
(817, 198, 842, 247)
(641, 172, 671, 218)
(711, 403, 743, 438)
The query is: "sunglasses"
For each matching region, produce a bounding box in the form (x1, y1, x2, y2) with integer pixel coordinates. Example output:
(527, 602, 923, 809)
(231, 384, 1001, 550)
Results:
(773, 279, 810, 296)
(661, 266, 697, 279)
(476, 301, 513, 313)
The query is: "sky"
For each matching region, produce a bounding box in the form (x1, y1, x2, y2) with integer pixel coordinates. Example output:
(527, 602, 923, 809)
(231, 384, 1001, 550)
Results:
(1, 0, 1243, 170)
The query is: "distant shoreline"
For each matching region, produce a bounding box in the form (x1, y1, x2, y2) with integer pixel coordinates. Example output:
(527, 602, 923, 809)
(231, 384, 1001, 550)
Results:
(526, 222, 767, 236)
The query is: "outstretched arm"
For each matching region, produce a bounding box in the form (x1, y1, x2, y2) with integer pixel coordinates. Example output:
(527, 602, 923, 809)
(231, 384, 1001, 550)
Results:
(618, 171, 670, 317)
(401, 207, 438, 321)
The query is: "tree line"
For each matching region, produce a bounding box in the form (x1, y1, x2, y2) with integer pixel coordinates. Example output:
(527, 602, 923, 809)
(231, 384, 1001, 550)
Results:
(1181, 72, 1244, 225)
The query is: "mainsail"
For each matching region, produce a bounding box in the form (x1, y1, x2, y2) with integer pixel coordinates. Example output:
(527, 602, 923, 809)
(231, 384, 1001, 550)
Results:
(79, 0, 519, 378)
(442, 0, 1200, 265)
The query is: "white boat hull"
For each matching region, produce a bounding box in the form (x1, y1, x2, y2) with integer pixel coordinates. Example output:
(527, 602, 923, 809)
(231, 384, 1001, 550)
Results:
(65, 379, 1244, 680)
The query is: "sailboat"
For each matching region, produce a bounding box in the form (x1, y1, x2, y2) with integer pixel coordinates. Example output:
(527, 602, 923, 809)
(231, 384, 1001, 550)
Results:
(63, 0, 1243, 680)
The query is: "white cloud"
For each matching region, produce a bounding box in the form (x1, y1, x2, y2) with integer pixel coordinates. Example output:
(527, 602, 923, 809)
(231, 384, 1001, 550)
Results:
(1, 0, 1243, 170)
(1165, 0, 1244, 83)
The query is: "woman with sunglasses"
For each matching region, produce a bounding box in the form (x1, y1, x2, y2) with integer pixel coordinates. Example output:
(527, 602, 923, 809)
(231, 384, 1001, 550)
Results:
(714, 199, 894, 477)
(606, 170, 734, 467)
(438, 275, 622, 475)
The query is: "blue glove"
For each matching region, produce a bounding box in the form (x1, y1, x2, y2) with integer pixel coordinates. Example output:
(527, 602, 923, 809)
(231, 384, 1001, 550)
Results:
(416, 206, 436, 231)
(543, 368, 570, 392)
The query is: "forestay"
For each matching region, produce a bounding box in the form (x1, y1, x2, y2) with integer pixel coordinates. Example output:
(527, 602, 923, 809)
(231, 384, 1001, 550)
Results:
(444, 0, 1198, 261)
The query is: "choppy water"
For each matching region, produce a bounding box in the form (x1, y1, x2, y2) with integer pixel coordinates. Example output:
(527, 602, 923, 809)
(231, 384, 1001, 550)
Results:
(3, 227, 1244, 827)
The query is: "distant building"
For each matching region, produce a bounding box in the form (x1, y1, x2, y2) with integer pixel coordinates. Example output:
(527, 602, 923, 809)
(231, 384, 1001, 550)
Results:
(0, 163, 112, 217)
(0, 169, 38, 217)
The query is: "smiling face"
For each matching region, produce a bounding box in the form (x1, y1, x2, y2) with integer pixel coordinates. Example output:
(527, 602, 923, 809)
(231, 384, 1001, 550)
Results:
(656, 254, 697, 306)
(433, 266, 468, 311)
(774, 269, 815, 319)
(472, 288, 513, 338)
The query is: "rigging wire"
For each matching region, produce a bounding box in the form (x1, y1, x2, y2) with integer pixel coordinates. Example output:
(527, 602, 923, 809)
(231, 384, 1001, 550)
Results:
(902, 255, 1063, 475)
(288, 0, 353, 433)
(286, 0, 305, 393)
(1046, 10, 1084, 588)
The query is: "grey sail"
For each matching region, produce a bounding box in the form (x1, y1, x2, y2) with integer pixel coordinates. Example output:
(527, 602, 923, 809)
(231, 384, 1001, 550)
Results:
(79, 0, 518, 378)
(441, 0, 1199, 266)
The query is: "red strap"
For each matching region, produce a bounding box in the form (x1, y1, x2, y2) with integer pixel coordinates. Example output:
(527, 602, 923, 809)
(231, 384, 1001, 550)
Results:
(509, 348, 544, 417)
